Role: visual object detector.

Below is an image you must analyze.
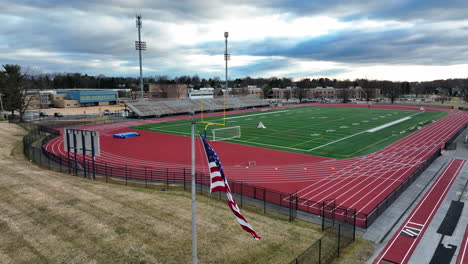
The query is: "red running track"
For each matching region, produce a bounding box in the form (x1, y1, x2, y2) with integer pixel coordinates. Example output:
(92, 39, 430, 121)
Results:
(373, 159, 465, 264)
(44, 104, 468, 226)
(458, 226, 468, 264)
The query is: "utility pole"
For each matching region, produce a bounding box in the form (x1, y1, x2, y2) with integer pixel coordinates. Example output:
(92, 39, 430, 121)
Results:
(224, 32, 230, 97)
(135, 15, 146, 102)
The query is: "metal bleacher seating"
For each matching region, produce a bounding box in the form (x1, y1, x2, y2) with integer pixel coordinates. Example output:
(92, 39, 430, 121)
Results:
(125, 97, 269, 117)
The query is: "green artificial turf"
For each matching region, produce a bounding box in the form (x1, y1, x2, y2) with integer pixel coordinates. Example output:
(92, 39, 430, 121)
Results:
(131, 106, 447, 159)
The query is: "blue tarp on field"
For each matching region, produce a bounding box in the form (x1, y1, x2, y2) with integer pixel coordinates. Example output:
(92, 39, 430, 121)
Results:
(113, 132, 140, 139)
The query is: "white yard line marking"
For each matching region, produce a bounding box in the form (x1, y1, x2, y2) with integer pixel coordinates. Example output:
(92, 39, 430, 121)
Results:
(306, 112, 424, 151)
(230, 139, 308, 151)
(367, 117, 411, 132)
(223, 110, 290, 120)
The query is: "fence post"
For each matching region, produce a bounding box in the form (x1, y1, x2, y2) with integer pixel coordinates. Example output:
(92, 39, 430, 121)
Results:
(322, 201, 325, 231)
(318, 238, 322, 264)
(59, 156, 62, 172)
(145, 168, 147, 188)
(332, 200, 335, 227)
(240, 182, 243, 208)
(337, 224, 341, 258)
(166, 170, 169, 191)
(125, 165, 128, 186)
(365, 213, 368, 229)
(263, 188, 266, 214)
(184, 171, 186, 190)
(353, 210, 356, 241)
(105, 163, 108, 183)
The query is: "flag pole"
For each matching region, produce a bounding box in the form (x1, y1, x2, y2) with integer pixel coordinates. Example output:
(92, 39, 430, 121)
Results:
(191, 119, 198, 264)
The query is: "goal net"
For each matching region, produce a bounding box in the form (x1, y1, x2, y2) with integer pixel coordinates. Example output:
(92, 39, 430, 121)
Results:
(212, 126, 241, 142)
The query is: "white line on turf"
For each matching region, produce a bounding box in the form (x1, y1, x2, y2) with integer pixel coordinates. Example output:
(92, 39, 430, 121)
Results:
(306, 111, 424, 151)
(367, 116, 412, 132)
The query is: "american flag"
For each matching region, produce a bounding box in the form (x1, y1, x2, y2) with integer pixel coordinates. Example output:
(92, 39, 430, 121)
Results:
(201, 137, 261, 240)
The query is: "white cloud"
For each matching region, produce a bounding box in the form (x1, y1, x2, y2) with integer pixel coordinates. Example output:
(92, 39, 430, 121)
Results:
(334, 64, 468, 81)
(1, 0, 468, 81)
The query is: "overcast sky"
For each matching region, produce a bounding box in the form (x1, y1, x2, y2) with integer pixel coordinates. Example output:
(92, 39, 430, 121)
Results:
(1, 0, 468, 81)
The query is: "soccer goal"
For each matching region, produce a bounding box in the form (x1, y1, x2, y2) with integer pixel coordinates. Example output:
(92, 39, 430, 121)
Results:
(212, 126, 241, 142)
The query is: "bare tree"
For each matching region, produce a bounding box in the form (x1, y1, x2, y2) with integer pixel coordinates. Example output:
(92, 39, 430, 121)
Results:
(461, 79, 468, 104)
(336, 88, 350, 103)
(382, 81, 400, 104)
(283, 90, 291, 101)
(359, 78, 374, 102)
(294, 89, 307, 102)
(174, 85, 185, 99)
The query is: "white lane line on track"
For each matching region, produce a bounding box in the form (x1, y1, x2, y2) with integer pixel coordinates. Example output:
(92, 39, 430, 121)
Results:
(351, 117, 463, 212)
(295, 112, 455, 206)
(377, 159, 464, 264)
(46, 109, 466, 216)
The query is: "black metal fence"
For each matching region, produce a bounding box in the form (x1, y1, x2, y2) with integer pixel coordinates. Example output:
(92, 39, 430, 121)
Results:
(20, 120, 358, 227)
(289, 223, 355, 264)
(19, 117, 465, 229)
(364, 148, 441, 227)
(444, 123, 468, 150)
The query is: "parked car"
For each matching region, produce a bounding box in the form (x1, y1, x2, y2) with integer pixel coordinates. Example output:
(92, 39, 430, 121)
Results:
(103, 109, 113, 115)
(39, 112, 48, 117)
(54, 112, 63, 118)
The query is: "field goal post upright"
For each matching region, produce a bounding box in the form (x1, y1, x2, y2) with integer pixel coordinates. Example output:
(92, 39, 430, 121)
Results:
(201, 94, 227, 138)
(200, 31, 230, 139)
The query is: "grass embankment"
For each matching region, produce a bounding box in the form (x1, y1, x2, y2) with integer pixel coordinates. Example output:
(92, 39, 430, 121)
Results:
(0, 122, 325, 264)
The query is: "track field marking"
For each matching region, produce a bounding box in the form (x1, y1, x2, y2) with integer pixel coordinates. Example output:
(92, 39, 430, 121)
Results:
(223, 110, 290, 120)
(367, 116, 412, 132)
(307, 112, 424, 151)
(148, 110, 291, 130)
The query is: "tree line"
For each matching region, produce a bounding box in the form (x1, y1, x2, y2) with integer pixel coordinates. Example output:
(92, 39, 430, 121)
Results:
(1, 64, 468, 120)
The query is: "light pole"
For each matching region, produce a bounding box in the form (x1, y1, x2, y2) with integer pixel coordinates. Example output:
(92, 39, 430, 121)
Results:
(224, 32, 230, 97)
(135, 15, 146, 102)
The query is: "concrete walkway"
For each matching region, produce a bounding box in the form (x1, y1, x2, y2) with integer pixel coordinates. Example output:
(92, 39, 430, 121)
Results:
(366, 127, 468, 264)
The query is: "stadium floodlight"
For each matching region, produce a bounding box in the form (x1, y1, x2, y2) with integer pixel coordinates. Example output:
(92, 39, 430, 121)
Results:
(224, 32, 230, 97)
(135, 14, 146, 103)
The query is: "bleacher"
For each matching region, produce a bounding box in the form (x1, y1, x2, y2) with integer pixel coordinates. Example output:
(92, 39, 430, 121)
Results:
(125, 97, 270, 117)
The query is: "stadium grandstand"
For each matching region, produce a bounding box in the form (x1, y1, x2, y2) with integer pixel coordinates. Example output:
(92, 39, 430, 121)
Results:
(125, 96, 270, 117)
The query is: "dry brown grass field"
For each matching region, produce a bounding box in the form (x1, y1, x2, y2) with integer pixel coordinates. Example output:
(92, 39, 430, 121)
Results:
(0, 121, 322, 263)
(0, 121, 376, 263)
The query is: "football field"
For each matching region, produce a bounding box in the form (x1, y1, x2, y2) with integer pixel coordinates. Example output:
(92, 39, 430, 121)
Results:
(132, 106, 447, 159)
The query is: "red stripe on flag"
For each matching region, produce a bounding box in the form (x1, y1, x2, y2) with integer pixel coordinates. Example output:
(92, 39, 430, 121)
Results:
(211, 176, 223, 183)
(211, 186, 226, 193)
(202, 137, 261, 240)
(241, 225, 262, 240)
